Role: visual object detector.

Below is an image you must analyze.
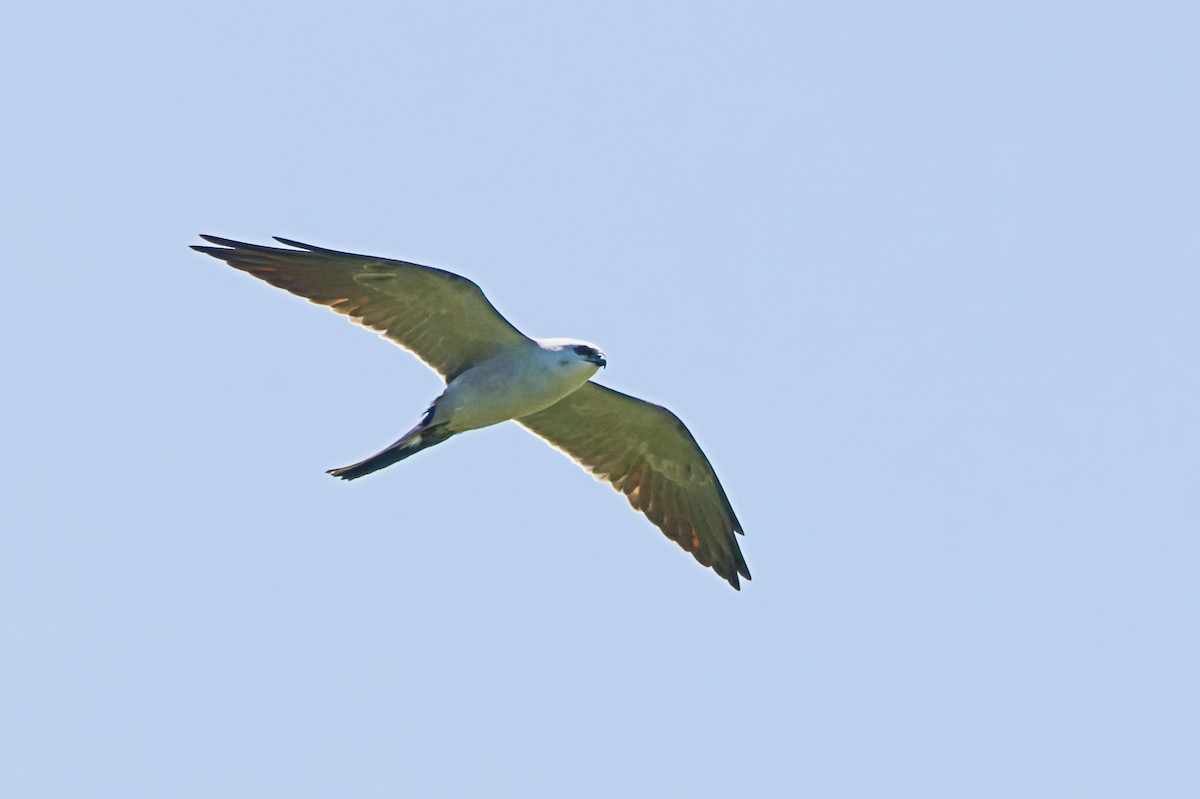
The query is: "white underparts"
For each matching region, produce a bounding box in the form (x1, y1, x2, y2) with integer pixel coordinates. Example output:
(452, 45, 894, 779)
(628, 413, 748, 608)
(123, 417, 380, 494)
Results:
(432, 341, 601, 433)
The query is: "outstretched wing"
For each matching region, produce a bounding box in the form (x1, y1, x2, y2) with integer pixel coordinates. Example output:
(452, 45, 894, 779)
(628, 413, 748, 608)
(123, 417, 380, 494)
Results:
(518, 382, 750, 589)
(191, 236, 531, 381)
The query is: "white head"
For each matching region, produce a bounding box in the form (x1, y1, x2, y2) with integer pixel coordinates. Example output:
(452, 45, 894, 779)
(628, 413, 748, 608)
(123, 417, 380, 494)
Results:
(537, 337, 607, 373)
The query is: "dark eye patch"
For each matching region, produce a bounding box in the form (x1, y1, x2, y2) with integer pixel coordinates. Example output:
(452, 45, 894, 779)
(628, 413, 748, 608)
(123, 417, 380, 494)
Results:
(573, 345, 592, 356)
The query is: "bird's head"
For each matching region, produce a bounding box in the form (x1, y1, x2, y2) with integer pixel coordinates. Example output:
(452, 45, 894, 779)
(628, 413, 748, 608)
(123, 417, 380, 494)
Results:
(539, 338, 607, 372)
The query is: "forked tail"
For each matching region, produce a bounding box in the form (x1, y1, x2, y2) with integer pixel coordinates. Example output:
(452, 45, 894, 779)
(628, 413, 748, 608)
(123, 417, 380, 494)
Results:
(327, 423, 455, 480)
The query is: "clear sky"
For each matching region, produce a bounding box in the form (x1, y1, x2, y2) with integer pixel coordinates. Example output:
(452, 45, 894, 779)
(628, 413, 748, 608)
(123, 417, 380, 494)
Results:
(3, 1, 1197, 796)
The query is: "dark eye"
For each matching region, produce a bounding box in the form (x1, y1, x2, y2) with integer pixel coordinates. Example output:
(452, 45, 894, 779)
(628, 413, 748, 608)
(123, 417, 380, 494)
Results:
(573, 345, 591, 356)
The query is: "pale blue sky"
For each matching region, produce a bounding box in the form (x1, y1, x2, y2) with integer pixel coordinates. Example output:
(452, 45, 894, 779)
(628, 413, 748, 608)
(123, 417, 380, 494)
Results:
(3, 1, 1197, 796)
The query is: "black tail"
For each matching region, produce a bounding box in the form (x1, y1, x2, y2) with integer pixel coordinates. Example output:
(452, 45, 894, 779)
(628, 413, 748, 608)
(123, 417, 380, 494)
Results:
(327, 424, 454, 480)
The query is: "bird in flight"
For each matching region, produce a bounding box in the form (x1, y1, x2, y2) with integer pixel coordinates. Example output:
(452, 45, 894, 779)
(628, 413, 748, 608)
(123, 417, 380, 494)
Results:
(192, 236, 751, 588)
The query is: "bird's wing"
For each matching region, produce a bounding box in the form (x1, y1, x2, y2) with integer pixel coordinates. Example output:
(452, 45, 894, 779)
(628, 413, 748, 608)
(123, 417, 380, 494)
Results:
(517, 382, 750, 589)
(191, 236, 531, 381)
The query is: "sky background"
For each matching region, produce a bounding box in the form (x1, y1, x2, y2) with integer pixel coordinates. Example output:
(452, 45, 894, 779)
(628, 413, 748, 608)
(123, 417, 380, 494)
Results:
(3, 1, 1198, 796)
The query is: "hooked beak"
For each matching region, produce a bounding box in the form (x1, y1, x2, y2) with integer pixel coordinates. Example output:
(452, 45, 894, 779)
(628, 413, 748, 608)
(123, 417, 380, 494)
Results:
(590, 354, 607, 369)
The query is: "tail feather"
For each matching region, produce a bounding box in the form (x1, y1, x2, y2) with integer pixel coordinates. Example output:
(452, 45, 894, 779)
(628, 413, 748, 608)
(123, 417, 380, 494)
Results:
(327, 424, 454, 480)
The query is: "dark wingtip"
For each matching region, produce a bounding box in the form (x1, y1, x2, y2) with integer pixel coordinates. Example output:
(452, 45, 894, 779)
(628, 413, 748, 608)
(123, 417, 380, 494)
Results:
(720, 559, 751, 590)
(194, 234, 312, 253)
(273, 237, 359, 256)
(191, 242, 239, 258)
(196, 234, 244, 248)
(273, 236, 316, 250)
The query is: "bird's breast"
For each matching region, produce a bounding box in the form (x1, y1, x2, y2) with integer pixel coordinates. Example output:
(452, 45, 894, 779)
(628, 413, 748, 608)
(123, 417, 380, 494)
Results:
(436, 350, 595, 432)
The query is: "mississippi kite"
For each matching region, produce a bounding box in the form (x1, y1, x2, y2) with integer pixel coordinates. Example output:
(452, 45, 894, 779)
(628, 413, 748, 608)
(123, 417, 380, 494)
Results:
(192, 236, 751, 588)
